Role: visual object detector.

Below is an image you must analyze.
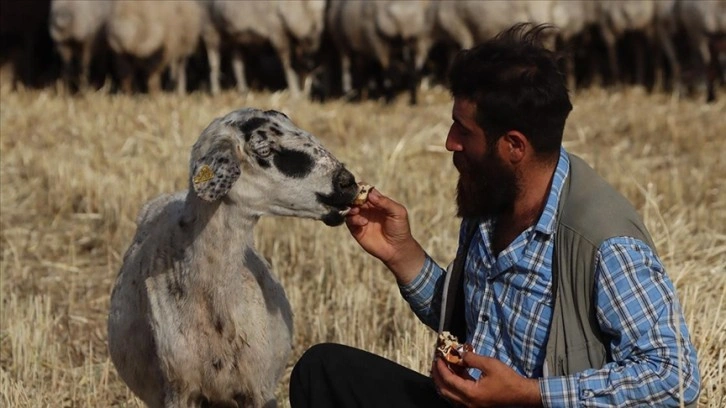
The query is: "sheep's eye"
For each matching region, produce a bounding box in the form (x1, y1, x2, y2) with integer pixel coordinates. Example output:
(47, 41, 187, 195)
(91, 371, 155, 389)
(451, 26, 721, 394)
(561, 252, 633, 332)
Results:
(248, 138, 272, 158)
(256, 145, 271, 158)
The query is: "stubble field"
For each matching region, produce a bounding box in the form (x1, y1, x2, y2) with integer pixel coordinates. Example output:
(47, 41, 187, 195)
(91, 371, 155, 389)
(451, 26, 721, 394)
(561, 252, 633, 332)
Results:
(1, 83, 724, 407)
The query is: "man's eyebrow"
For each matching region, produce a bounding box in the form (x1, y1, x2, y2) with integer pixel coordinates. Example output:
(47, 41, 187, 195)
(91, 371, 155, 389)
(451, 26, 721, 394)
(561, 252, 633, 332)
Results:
(452, 115, 470, 131)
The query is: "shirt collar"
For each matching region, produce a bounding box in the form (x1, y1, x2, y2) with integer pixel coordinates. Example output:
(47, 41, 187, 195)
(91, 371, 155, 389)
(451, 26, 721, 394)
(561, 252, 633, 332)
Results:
(533, 147, 569, 236)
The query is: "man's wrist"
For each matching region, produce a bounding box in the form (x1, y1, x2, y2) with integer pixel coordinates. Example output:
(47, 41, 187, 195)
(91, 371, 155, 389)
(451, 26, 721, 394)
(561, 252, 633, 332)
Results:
(517, 378, 543, 407)
(383, 241, 426, 285)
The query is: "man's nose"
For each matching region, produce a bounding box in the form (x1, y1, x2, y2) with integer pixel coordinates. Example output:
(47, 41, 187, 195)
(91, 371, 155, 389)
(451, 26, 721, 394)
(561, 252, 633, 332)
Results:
(445, 129, 462, 152)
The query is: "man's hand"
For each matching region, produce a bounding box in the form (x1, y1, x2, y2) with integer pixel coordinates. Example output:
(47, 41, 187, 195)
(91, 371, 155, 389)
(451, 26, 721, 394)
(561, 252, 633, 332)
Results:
(431, 351, 543, 407)
(345, 188, 425, 285)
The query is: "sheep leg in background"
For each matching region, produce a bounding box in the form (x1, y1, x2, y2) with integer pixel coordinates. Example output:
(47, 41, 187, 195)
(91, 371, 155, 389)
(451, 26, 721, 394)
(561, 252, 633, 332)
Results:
(655, 24, 681, 95)
(79, 40, 93, 92)
(600, 27, 620, 87)
(409, 36, 432, 105)
(147, 63, 164, 95)
(202, 24, 221, 95)
(231, 48, 248, 93)
(696, 39, 712, 101)
(115, 55, 134, 94)
(564, 49, 577, 92)
(706, 36, 725, 103)
(340, 53, 353, 97)
(177, 59, 187, 95)
(634, 35, 647, 87)
(169, 58, 187, 95)
(206, 44, 221, 95)
(56, 44, 74, 94)
(303, 70, 314, 97)
(275, 40, 301, 97)
(370, 37, 394, 103)
(404, 46, 417, 105)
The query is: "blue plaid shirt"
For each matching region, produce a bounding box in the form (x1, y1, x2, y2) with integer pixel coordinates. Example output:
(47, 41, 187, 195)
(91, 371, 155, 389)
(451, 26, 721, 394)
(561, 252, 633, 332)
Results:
(400, 148, 700, 407)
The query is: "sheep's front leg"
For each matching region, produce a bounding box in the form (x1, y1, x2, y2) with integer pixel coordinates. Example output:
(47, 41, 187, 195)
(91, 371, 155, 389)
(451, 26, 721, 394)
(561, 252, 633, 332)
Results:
(56, 44, 74, 95)
(340, 53, 352, 96)
(115, 55, 135, 94)
(275, 42, 301, 97)
(173, 58, 188, 95)
(202, 26, 221, 95)
(599, 26, 620, 86)
(231, 48, 248, 93)
(147, 63, 165, 95)
(79, 40, 93, 92)
(206, 44, 221, 95)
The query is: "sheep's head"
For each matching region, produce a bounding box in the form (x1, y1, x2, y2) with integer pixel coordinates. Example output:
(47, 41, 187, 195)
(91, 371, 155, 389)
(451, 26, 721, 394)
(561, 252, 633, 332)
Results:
(189, 108, 358, 226)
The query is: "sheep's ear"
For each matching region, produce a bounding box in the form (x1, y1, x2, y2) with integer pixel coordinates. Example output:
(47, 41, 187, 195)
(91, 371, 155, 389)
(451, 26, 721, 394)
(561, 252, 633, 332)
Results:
(192, 145, 243, 202)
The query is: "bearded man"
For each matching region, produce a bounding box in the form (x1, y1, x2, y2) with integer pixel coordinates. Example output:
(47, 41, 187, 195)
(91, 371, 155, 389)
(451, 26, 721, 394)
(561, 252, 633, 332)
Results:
(289, 24, 700, 408)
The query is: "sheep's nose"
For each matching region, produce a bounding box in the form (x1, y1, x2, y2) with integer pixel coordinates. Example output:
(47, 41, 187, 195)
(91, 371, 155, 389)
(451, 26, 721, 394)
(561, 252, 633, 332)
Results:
(334, 167, 356, 191)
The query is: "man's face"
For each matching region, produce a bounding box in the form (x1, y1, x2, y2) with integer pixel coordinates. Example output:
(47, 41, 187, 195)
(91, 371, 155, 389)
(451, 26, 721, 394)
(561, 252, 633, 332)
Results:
(446, 98, 519, 219)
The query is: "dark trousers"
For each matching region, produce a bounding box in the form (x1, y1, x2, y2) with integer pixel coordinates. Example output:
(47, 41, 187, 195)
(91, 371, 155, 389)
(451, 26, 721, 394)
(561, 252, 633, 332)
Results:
(289, 343, 452, 408)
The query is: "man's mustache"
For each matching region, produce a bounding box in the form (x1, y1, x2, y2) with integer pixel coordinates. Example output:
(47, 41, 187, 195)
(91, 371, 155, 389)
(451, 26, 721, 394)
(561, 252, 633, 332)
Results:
(453, 152, 468, 173)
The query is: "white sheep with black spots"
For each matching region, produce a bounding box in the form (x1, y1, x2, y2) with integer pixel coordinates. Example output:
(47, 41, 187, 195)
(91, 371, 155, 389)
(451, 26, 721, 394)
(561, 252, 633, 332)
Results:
(108, 108, 359, 408)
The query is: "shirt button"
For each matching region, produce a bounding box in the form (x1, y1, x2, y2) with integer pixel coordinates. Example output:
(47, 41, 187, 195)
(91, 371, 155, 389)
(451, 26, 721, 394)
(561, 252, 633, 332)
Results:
(583, 390, 594, 398)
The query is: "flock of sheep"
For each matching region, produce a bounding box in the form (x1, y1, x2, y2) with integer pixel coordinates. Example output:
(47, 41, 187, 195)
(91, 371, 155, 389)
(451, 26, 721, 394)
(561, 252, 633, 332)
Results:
(1, 0, 724, 102)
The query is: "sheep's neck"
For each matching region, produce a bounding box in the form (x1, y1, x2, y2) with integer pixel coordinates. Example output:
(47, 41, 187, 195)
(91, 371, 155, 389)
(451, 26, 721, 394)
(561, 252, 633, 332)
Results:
(183, 192, 257, 242)
(177, 194, 263, 282)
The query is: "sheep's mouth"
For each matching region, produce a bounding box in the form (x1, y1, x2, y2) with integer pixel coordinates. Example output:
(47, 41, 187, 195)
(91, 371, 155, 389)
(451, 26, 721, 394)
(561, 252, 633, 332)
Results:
(316, 190, 358, 218)
(321, 208, 347, 226)
(319, 202, 352, 226)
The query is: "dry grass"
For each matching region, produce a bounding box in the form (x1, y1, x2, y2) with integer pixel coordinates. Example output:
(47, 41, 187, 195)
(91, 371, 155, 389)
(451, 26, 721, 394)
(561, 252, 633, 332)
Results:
(1, 81, 724, 407)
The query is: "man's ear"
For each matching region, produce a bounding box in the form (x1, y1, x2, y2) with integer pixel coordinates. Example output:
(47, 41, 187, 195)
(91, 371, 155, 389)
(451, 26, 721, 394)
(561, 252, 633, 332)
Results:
(501, 130, 527, 164)
(191, 144, 243, 202)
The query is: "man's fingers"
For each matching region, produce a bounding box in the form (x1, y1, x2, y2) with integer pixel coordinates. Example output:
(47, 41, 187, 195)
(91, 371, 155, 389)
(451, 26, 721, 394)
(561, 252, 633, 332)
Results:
(432, 358, 470, 405)
(461, 350, 488, 370)
(366, 189, 406, 217)
(461, 352, 498, 375)
(345, 212, 368, 228)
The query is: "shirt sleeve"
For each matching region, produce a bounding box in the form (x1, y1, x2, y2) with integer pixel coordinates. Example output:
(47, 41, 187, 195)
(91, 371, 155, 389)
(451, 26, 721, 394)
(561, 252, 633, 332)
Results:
(398, 219, 474, 330)
(398, 254, 447, 330)
(540, 237, 700, 407)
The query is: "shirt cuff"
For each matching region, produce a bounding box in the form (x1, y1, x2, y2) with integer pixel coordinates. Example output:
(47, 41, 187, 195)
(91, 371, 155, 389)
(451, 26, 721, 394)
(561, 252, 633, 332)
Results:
(540, 375, 579, 408)
(398, 255, 436, 303)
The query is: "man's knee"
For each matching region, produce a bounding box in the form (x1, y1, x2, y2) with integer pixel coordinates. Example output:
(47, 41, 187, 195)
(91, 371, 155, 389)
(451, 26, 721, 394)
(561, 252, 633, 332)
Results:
(292, 343, 347, 378)
(290, 343, 351, 407)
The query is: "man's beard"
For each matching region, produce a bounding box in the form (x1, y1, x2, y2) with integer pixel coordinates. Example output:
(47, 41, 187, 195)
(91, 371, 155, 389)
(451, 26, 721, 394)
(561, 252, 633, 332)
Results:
(455, 150, 520, 219)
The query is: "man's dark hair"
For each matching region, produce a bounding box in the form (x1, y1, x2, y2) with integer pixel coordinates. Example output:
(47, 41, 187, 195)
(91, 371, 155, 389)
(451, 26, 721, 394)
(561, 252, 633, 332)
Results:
(448, 23, 572, 160)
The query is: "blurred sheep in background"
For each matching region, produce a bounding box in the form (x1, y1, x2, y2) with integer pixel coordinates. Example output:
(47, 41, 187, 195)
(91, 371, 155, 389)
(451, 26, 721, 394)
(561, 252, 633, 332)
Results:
(106, 0, 204, 94)
(678, 0, 726, 101)
(0, 0, 723, 103)
(325, 0, 433, 105)
(204, 0, 326, 97)
(49, 0, 112, 93)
